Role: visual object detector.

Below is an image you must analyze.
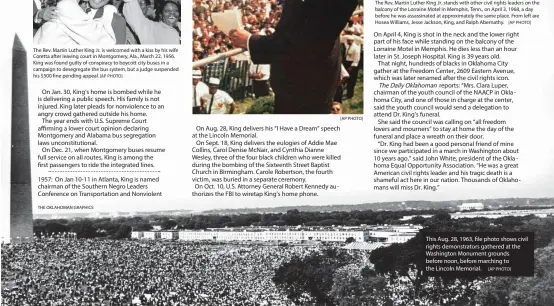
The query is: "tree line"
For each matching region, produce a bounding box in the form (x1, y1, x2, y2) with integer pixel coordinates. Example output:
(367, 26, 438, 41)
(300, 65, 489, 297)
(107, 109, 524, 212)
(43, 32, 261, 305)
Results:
(33, 208, 450, 238)
(272, 214, 554, 306)
(33, 208, 554, 241)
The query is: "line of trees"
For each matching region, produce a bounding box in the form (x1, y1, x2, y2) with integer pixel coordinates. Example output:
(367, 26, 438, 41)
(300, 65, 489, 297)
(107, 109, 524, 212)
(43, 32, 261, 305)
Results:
(272, 214, 554, 306)
(32, 208, 444, 239)
(33, 217, 153, 239)
(33, 208, 554, 241)
(170, 208, 449, 229)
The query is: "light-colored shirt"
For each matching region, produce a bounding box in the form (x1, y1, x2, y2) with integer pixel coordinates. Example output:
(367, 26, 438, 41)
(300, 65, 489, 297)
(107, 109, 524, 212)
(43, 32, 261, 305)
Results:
(201, 90, 234, 115)
(34, 0, 117, 45)
(264, 3, 272, 18)
(195, 27, 203, 37)
(344, 42, 361, 67)
(123, 0, 180, 44)
(348, 23, 364, 36)
(193, 81, 209, 107)
(249, 62, 270, 81)
(340, 64, 349, 79)
(260, 28, 275, 36)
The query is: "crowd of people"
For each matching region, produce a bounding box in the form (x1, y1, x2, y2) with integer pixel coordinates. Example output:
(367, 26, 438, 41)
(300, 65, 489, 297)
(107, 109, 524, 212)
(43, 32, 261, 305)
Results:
(192, 0, 364, 114)
(1, 239, 319, 306)
(33, 0, 181, 44)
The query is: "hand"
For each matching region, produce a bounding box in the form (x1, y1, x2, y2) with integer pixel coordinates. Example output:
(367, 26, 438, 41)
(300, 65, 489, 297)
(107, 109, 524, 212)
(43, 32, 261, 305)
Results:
(229, 29, 251, 49)
(340, 77, 348, 85)
(40, 6, 58, 22)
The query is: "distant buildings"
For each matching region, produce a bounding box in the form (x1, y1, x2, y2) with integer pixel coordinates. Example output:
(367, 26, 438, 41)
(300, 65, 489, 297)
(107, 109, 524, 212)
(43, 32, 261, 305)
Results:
(143, 232, 161, 239)
(458, 203, 484, 211)
(131, 231, 143, 239)
(452, 208, 554, 219)
(343, 242, 386, 251)
(131, 225, 422, 244)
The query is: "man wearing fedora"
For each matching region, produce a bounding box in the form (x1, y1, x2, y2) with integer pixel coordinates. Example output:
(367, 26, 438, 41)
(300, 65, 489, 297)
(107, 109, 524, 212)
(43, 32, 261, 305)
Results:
(193, 70, 209, 114)
(201, 78, 237, 114)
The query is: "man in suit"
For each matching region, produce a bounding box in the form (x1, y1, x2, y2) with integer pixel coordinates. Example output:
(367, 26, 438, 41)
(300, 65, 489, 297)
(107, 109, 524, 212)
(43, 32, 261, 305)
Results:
(34, 0, 127, 44)
(343, 35, 361, 99)
(34, 0, 58, 35)
(229, 0, 358, 114)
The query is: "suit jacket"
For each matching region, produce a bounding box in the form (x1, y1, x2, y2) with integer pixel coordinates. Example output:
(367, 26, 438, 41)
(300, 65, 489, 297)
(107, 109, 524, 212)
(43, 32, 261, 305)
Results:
(249, 0, 358, 113)
(33, 0, 40, 35)
(34, 1, 120, 45)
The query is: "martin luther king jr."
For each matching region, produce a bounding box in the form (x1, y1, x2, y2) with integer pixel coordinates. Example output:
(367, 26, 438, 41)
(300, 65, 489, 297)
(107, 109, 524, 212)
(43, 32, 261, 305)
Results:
(230, 0, 359, 114)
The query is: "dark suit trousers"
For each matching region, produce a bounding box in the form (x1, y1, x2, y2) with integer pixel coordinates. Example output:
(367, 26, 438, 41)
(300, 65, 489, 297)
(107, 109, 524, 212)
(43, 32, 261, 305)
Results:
(253, 80, 270, 97)
(274, 93, 332, 114)
(344, 60, 359, 99)
(334, 85, 344, 103)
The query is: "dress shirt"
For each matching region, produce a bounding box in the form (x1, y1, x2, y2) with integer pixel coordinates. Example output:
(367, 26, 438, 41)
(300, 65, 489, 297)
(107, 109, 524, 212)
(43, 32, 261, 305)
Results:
(344, 42, 361, 67)
(201, 90, 234, 115)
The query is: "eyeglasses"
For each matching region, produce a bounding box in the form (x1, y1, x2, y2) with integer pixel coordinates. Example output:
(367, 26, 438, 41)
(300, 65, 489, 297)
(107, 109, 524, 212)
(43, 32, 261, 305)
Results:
(331, 107, 341, 111)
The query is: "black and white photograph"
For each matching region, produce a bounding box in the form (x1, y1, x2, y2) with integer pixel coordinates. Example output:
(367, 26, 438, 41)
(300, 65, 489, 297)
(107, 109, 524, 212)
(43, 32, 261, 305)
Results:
(33, 0, 181, 45)
(2, 197, 554, 305)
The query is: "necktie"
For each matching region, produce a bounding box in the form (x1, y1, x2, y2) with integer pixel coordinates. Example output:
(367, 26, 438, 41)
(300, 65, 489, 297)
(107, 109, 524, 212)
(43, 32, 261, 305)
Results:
(194, 86, 197, 107)
(346, 45, 351, 59)
(208, 94, 215, 114)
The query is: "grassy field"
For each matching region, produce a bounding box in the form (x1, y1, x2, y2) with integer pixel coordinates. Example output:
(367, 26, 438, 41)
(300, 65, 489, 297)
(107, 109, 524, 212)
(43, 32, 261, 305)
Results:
(342, 68, 364, 114)
(234, 69, 364, 114)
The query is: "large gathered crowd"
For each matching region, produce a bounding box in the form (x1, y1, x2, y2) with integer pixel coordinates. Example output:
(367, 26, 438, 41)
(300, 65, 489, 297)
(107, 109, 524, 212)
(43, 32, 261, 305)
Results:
(1, 239, 318, 306)
(191, 0, 364, 114)
(33, 0, 181, 44)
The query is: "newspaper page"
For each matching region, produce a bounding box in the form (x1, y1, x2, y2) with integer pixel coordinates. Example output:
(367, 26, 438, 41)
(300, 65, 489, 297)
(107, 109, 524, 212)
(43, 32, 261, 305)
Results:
(1, 0, 554, 305)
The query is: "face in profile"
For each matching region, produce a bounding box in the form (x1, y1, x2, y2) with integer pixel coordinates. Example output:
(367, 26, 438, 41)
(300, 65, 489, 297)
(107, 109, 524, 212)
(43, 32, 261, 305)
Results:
(162, 2, 179, 27)
(88, 0, 110, 10)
